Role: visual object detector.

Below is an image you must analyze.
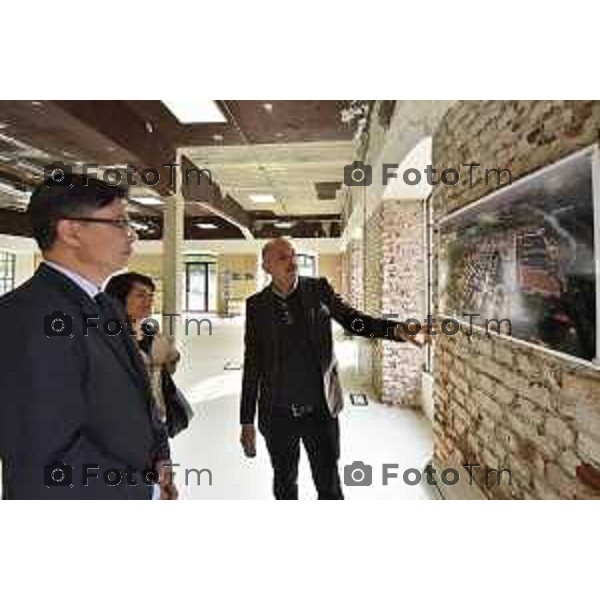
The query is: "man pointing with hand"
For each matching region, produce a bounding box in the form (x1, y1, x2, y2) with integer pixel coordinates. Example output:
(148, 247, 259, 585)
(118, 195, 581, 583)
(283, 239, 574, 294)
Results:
(239, 237, 428, 500)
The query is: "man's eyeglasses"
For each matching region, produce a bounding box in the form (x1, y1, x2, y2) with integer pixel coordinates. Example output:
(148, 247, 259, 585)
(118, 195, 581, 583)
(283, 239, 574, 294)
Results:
(61, 217, 135, 230)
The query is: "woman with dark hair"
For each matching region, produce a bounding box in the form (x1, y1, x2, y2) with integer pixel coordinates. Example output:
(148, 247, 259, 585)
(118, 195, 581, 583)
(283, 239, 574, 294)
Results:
(105, 272, 181, 427)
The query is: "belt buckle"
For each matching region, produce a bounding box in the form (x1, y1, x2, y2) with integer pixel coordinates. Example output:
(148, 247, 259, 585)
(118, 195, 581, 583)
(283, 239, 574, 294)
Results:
(290, 404, 304, 418)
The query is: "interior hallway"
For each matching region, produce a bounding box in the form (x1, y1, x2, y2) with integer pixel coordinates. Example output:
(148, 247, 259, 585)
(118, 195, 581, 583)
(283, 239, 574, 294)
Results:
(170, 316, 434, 500)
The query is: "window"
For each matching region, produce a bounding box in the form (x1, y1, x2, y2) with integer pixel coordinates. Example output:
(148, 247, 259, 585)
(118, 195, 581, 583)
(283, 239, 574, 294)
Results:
(0, 251, 16, 296)
(184, 262, 217, 312)
(296, 254, 316, 277)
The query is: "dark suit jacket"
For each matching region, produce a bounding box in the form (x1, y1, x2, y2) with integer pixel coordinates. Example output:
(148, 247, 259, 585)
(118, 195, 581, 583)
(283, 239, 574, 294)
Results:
(0, 263, 169, 499)
(240, 277, 403, 433)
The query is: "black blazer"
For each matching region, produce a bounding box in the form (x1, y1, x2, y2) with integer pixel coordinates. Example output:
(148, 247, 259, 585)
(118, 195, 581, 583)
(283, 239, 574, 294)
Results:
(0, 263, 169, 499)
(240, 277, 402, 433)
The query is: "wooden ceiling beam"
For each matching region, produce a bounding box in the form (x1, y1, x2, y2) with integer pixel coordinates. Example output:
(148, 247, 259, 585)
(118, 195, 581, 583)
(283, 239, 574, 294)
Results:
(53, 101, 177, 196)
(180, 154, 253, 238)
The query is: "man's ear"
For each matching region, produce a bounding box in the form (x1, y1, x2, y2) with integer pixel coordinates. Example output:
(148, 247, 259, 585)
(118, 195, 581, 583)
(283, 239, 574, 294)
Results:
(55, 219, 82, 249)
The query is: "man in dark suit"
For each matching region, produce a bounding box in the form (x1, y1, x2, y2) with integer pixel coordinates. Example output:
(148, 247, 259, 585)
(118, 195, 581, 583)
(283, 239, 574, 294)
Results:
(0, 173, 177, 499)
(240, 237, 426, 500)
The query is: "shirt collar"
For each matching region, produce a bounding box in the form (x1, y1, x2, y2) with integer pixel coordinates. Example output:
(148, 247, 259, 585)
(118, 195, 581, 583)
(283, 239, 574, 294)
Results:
(270, 277, 298, 300)
(43, 260, 101, 300)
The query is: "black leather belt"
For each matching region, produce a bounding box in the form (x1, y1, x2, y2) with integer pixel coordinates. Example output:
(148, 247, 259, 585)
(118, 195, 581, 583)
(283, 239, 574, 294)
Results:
(272, 404, 318, 418)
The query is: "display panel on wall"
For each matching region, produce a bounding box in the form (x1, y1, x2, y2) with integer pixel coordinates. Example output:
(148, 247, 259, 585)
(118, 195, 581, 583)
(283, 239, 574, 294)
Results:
(439, 145, 599, 363)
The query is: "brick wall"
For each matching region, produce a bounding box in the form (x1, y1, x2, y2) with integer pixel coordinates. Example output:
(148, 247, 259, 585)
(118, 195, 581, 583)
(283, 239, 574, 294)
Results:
(360, 200, 425, 406)
(346, 238, 364, 311)
(380, 199, 424, 406)
(432, 100, 600, 216)
(341, 247, 350, 301)
(431, 100, 600, 499)
(364, 206, 384, 395)
(435, 327, 600, 499)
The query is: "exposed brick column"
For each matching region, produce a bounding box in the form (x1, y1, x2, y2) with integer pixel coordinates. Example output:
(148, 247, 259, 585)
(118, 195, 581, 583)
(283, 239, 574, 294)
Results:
(364, 206, 383, 395)
(380, 199, 425, 406)
(359, 200, 426, 406)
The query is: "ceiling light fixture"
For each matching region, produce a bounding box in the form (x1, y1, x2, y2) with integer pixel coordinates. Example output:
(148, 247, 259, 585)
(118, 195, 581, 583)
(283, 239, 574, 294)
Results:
(249, 194, 276, 204)
(131, 196, 164, 206)
(196, 223, 218, 229)
(212, 134, 224, 141)
(263, 103, 273, 113)
(274, 221, 294, 229)
(162, 100, 227, 124)
(129, 221, 154, 233)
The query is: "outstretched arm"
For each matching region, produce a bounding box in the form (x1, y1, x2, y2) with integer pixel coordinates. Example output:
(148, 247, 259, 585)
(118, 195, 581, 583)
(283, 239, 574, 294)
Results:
(317, 277, 428, 347)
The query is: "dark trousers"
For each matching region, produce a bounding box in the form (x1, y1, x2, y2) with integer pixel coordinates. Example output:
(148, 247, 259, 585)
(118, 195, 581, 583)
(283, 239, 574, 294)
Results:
(263, 413, 344, 500)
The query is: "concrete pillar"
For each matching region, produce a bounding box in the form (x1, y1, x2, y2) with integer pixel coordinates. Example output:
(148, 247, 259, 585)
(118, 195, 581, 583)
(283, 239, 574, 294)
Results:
(162, 193, 185, 341)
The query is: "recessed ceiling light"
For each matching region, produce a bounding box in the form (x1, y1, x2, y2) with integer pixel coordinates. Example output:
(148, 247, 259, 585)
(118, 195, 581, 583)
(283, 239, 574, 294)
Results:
(250, 194, 276, 204)
(196, 223, 218, 229)
(31, 101, 43, 107)
(131, 196, 164, 206)
(212, 134, 224, 141)
(162, 100, 227, 124)
(274, 221, 294, 229)
(263, 103, 273, 113)
(145, 121, 155, 133)
(130, 221, 151, 232)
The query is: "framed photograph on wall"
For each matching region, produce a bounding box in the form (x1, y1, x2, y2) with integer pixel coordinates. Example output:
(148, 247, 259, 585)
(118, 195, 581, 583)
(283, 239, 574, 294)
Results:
(438, 144, 599, 363)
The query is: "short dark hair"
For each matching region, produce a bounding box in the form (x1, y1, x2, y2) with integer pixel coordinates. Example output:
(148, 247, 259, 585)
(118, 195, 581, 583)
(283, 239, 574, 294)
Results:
(27, 173, 128, 251)
(104, 272, 156, 309)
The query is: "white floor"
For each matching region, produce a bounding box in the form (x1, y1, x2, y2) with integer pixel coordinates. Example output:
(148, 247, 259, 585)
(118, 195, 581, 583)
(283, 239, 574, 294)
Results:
(170, 316, 435, 500)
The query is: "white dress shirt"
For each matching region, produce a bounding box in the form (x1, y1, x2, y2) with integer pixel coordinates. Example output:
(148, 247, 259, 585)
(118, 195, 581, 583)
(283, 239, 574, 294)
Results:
(43, 260, 101, 299)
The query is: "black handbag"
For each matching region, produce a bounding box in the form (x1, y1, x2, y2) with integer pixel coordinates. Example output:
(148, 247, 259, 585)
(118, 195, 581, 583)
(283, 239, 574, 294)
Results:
(161, 370, 194, 438)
